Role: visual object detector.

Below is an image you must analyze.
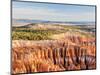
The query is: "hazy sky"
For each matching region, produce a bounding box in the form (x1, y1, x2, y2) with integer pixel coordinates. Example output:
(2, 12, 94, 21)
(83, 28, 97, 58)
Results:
(12, 1, 95, 22)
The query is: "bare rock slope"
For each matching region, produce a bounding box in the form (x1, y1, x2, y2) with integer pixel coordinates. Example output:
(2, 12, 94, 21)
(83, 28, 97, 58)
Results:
(12, 33, 96, 74)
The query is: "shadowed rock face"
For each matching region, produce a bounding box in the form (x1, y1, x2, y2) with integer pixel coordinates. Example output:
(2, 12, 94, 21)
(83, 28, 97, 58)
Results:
(12, 36, 96, 74)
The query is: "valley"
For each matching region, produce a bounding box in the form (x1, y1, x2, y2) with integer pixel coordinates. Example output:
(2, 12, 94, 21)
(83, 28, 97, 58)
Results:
(12, 23, 96, 74)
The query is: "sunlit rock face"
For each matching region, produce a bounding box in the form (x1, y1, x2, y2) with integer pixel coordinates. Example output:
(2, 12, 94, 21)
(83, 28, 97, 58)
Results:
(12, 35, 96, 74)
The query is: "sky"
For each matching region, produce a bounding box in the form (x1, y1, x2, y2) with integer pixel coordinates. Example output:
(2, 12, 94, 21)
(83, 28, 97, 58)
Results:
(12, 1, 95, 22)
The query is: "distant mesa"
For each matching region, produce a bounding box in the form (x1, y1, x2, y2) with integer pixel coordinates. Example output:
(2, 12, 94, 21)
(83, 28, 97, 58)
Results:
(12, 19, 95, 27)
